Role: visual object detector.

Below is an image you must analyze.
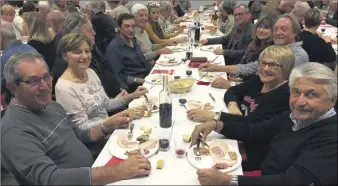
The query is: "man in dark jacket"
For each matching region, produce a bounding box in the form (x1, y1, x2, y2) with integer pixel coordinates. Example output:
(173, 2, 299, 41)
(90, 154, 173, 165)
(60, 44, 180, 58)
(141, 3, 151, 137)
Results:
(86, 1, 117, 54)
(201, 4, 253, 65)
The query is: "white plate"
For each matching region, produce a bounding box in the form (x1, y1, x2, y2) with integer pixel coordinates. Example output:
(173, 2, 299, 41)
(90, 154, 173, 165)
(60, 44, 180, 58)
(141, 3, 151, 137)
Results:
(145, 74, 174, 84)
(200, 45, 217, 52)
(187, 141, 242, 172)
(157, 59, 181, 66)
(198, 72, 227, 82)
(129, 95, 159, 113)
(332, 44, 337, 51)
(108, 133, 159, 160)
(186, 100, 215, 111)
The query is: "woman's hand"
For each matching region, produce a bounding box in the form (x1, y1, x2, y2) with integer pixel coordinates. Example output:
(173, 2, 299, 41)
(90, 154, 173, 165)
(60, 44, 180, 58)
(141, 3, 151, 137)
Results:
(187, 109, 214, 122)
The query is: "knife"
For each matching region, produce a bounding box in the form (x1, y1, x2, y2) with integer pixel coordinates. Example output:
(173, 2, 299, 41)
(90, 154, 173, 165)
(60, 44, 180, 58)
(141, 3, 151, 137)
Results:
(208, 93, 216, 102)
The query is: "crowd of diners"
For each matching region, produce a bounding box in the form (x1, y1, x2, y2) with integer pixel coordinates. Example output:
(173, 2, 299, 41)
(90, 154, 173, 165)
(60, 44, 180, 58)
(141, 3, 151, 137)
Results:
(0, 0, 337, 185)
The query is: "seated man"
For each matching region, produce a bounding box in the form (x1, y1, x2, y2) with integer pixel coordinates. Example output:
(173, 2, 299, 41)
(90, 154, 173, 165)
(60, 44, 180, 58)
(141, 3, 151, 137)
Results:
(191, 62, 337, 185)
(1, 22, 36, 115)
(1, 52, 151, 185)
(106, 13, 152, 92)
(131, 3, 173, 63)
(201, 4, 253, 65)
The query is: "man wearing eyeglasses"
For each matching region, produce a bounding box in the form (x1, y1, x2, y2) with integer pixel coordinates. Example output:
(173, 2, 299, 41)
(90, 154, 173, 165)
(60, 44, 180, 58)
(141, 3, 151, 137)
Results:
(200, 4, 253, 66)
(1, 52, 152, 185)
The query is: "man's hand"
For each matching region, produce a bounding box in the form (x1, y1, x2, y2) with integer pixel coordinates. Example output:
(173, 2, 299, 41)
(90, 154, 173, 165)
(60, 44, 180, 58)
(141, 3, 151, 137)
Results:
(197, 168, 231, 185)
(131, 86, 148, 99)
(191, 120, 217, 146)
(198, 62, 220, 72)
(211, 77, 231, 89)
(117, 155, 151, 180)
(200, 38, 208, 45)
(213, 47, 223, 55)
(187, 109, 214, 122)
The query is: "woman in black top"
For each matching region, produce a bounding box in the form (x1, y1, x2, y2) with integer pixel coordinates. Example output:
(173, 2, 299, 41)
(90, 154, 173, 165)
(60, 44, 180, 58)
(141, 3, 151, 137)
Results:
(300, 8, 336, 67)
(25, 13, 56, 70)
(187, 46, 295, 170)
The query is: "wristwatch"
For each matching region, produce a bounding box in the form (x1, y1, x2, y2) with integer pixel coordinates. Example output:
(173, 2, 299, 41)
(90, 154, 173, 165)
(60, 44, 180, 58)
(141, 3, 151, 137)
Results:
(229, 175, 239, 186)
(230, 81, 236, 87)
(213, 111, 221, 121)
(100, 124, 110, 135)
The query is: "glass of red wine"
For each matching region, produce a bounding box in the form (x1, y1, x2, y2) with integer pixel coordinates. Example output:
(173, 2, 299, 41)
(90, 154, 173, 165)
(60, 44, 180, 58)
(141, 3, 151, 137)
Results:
(174, 138, 186, 158)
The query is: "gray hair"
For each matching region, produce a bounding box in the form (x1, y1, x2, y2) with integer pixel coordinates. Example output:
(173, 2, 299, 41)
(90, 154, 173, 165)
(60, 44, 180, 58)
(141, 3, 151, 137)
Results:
(131, 3, 148, 16)
(3, 52, 48, 84)
(291, 2, 310, 22)
(38, 1, 51, 9)
(63, 12, 88, 33)
(159, 1, 172, 12)
(289, 62, 337, 100)
(0, 22, 17, 42)
(86, 1, 106, 14)
(278, 14, 302, 36)
(233, 4, 250, 13)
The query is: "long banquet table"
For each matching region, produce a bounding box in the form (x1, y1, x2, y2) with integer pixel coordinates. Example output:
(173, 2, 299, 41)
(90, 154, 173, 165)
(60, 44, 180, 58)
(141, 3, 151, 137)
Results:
(92, 29, 243, 185)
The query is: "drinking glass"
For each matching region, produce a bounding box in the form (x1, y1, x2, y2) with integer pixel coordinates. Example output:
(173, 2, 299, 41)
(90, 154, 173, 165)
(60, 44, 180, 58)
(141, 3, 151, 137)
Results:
(174, 138, 186, 158)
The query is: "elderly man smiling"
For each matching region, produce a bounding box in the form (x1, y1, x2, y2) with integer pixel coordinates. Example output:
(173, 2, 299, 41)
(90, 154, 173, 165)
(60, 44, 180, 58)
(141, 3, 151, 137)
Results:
(191, 62, 337, 185)
(131, 3, 173, 63)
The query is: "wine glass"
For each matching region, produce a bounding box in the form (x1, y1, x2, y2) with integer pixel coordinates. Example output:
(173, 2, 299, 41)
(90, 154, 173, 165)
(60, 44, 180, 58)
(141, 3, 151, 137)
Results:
(182, 57, 187, 63)
(321, 28, 326, 34)
(186, 70, 192, 77)
(174, 138, 187, 158)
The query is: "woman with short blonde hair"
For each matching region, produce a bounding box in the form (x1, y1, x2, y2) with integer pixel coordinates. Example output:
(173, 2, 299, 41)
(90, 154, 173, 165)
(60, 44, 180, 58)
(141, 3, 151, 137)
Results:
(187, 45, 295, 170)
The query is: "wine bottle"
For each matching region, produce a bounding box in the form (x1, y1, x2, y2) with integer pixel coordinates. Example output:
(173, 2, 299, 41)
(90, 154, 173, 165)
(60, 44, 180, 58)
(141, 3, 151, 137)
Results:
(159, 75, 172, 151)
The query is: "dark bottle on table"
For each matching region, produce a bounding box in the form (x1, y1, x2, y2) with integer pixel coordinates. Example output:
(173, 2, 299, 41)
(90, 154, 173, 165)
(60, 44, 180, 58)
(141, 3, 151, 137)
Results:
(194, 24, 200, 42)
(159, 75, 172, 151)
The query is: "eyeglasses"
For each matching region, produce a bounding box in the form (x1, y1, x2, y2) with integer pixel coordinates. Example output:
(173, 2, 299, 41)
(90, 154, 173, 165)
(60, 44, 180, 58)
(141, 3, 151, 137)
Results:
(233, 12, 248, 17)
(258, 60, 282, 70)
(16, 72, 53, 87)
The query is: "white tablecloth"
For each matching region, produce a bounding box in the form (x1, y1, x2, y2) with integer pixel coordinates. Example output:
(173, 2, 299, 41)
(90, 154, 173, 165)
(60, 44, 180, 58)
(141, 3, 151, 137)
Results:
(92, 38, 243, 185)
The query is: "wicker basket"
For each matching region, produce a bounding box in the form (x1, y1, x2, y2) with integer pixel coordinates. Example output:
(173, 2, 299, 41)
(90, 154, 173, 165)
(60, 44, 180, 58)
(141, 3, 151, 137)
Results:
(168, 78, 195, 93)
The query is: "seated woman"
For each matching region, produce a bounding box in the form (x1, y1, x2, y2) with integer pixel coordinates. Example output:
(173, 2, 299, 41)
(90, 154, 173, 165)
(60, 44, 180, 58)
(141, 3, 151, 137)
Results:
(145, 1, 186, 45)
(24, 13, 56, 70)
(52, 12, 122, 98)
(209, 16, 275, 88)
(187, 45, 295, 170)
(300, 8, 336, 69)
(55, 33, 148, 131)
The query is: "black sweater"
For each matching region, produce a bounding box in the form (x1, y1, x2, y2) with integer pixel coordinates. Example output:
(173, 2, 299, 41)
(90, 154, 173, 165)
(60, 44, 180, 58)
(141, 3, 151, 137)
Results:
(220, 112, 337, 185)
(28, 39, 56, 70)
(299, 30, 336, 63)
(223, 76, 290, 124)
(222, 76, 290, 170)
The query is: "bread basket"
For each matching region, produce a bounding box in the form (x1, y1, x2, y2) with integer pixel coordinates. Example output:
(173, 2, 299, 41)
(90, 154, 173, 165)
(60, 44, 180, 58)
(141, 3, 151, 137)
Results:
(168, 78, 195, 93)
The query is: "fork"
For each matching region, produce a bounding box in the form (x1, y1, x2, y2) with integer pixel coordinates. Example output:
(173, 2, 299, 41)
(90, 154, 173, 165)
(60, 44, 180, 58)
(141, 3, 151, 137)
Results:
(195, 135, 202, 161)
(128, 123, 135, 140)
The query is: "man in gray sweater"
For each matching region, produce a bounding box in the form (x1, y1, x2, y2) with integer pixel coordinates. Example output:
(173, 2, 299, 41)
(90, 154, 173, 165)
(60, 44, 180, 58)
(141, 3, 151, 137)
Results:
(1, 52, 151, 185)
(199, 14, 309, 77)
